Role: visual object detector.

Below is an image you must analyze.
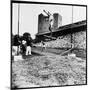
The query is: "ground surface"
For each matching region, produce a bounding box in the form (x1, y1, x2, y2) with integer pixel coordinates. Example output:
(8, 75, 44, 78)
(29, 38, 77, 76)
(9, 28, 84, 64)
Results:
(12, 47, 86, 88)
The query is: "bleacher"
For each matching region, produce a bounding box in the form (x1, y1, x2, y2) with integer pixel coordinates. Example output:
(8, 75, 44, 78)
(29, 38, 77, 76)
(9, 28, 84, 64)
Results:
(35, 20, 86, 50)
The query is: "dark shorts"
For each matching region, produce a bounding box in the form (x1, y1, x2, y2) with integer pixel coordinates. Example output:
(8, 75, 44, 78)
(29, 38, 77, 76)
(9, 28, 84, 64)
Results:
(20, 45, 26, 54)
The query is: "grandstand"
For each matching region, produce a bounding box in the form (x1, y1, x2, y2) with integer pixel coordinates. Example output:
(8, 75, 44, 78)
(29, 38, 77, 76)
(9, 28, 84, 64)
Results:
(36, 20, 86, 50)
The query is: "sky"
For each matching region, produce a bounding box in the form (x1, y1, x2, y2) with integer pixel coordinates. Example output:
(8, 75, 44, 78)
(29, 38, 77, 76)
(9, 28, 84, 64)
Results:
(12, 3, 86, 39)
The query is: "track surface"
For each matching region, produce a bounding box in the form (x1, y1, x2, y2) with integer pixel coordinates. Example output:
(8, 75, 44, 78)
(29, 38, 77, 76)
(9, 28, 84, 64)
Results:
(12, 47, 86, 88)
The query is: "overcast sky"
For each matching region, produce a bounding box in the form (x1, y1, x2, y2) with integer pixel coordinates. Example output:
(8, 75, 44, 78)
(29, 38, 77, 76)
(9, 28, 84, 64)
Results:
(12, 3, 86, 39)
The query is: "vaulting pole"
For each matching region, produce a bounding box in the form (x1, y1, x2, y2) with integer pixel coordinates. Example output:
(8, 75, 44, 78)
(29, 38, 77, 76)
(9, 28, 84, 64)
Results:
(71, 6, 73, 49)
(60, 6, 75, 56)
(17, 4, 20, 55)
(18, 4, 20, 36)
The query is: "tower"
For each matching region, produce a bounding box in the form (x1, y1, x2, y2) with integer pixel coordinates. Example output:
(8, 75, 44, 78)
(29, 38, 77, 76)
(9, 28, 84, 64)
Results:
(53, 13, 62, 30)
(38, 13, 49, 34)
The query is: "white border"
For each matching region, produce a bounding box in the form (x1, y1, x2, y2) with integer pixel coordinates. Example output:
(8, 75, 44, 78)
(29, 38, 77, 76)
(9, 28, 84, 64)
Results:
(0, 0, 89, 90)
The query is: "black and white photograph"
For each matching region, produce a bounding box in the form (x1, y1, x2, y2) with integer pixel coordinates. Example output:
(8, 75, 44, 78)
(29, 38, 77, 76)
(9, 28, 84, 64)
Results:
(11, 0, 87, 89)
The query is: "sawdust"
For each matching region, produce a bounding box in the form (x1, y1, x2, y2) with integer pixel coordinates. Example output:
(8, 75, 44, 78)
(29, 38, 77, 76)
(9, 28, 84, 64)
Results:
(12, 55, 86, 88)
